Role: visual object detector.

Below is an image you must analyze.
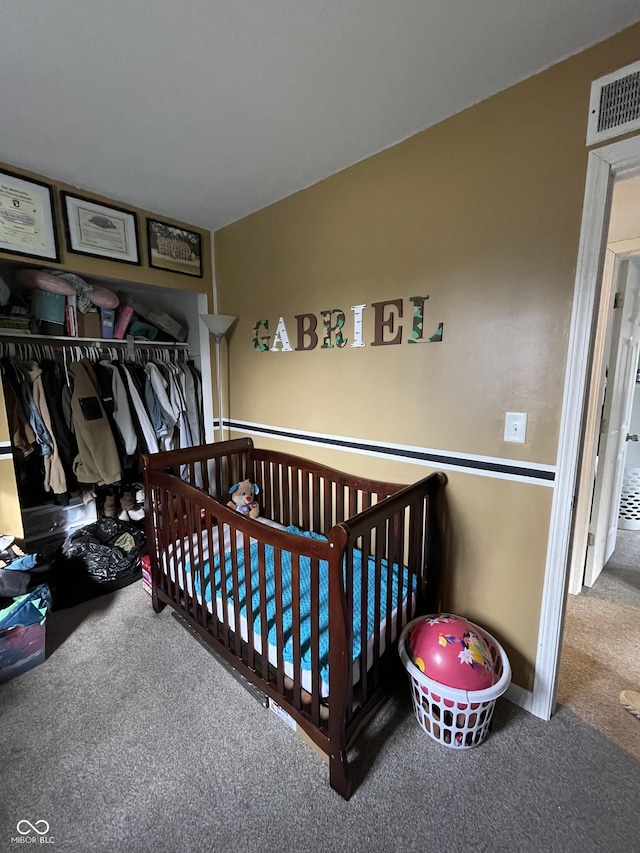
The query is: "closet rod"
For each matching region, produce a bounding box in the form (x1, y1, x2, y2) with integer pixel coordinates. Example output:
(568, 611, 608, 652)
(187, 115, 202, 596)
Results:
(0, 331, 189, 348)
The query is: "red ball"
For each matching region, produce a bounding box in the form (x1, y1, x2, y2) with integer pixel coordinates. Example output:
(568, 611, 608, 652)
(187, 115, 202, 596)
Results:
(408, 614, 496, 691)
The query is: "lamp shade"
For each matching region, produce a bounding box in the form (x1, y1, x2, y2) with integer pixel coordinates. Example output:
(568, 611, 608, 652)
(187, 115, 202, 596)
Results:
(200, 313, 236, 341)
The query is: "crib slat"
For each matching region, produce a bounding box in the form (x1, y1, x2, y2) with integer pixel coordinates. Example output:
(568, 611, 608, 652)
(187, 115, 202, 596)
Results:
(197, 510, 211, 632)
(201, 458, 210, 494)
(281, 465, 291, 527)
(159, 488, 170, 597)
(257, 541, 269, 685)
(408, 499, 421, 622)
(217, 515, 230, 648)
(371, 523, 383, 691)
(244, 530, 255, 671)
(345, 545, 355, 725)
(291, 552, 302, 711)
(167, 492, 181, 604)
(392, 509, 406, 641)
(229, 521, 243, 659)
(311, 555, 320, 727)
(312, 474, 321, 532)
(176, 495, 190, 614)
(272, 463, 282, 526)
(359, 527, 370, 704)
(323, 479, 332, 534)
(274, 547, 285, 695)
(302, 471, 310, 530)
(336, 483, 345, 526)
(291, 469, 300, 528)
(263, 463, 273, 521)
(213, 460, 224, 502)
(185, 498, 199, 620)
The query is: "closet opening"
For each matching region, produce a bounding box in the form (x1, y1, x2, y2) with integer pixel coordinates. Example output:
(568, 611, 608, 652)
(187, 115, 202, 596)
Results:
(0, 264, 213, 558)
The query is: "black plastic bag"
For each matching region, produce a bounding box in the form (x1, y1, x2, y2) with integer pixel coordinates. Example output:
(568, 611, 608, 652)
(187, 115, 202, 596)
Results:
(53, 518, 146, 607)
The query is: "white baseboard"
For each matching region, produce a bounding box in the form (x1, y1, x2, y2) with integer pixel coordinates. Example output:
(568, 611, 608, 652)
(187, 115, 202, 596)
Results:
(505, 682, 537, 716)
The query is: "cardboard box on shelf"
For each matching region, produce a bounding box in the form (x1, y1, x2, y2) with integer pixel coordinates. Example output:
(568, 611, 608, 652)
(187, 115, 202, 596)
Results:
(77, 310, 102, 339)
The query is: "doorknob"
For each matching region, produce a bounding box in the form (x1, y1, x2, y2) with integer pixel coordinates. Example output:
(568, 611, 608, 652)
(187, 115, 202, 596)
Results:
(626, 434, 639, 441)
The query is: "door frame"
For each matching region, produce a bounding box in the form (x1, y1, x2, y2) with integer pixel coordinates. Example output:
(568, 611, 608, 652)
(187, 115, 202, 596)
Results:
(532, 134, 640, 721)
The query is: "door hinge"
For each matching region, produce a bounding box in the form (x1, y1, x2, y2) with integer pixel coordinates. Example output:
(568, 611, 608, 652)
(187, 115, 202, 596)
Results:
(614, 291, 622, 309)
(587, 532, 595, 546)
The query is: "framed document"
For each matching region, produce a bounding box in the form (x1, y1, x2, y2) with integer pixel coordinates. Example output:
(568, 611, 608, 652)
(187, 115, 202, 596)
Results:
(147, 218, 203, 277)
(0, 169, 59, 261)
(62, 192, 140, 265)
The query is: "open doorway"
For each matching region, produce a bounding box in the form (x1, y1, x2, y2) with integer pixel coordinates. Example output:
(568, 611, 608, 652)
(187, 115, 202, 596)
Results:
(555, 175, 640, 756)
(531, 135, 640, 724)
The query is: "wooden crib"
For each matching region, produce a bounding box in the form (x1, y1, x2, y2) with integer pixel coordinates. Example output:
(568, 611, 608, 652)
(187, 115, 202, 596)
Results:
(141, 437, 446, 799)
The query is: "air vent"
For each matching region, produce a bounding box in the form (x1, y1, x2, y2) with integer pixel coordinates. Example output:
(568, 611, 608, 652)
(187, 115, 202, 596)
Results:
(586, 59, 640, 146)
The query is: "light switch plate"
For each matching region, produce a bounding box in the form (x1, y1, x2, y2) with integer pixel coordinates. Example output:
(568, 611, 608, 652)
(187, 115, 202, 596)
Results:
(504, 412, 527, 443)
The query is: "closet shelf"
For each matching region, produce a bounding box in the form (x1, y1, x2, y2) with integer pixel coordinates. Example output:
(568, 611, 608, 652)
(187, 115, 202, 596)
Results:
(0, 331, 189, 348)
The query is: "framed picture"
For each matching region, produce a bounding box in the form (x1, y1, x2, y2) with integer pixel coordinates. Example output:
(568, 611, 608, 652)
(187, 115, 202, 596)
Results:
(62, 192, 140, 265)
(147, 218, 203, 277)
(0, 169, 59, 261)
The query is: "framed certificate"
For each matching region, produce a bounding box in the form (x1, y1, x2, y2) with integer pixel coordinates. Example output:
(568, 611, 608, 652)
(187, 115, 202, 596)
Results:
(62, 192, 140, 265)
(0, 169, 59, 261)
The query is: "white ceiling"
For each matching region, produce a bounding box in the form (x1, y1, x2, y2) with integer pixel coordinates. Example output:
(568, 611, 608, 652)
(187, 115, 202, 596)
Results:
(1, 1, 639, 232)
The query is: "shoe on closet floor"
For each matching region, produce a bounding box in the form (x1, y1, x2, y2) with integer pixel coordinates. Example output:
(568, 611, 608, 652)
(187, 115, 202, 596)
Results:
(119, 506, 145, 522)
(119, 490, 145, 522)
(120, 490, 136, 512)
(102, 495, 119, 518)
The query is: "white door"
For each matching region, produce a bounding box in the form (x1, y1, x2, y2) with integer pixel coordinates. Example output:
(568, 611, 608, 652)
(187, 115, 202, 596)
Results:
(584, 256, 640, 586)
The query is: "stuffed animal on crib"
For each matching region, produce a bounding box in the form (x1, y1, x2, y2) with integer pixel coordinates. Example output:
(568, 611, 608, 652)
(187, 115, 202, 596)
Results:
(228, 480, 260, 519)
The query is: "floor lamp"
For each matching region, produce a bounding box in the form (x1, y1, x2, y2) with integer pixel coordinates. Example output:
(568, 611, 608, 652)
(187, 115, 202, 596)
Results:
(200, 314, 236, 442)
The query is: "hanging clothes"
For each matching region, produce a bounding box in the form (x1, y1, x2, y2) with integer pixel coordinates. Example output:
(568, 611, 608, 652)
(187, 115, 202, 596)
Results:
(144, 361, 178, 451)
(94, 361, 138, 470)
(188, 363, 205, 445)
(161, 361, 192, 450)
(114, 363, 159, 455)
(1, 340, 204, 502)
(40, 360, 78, 488)
(70, 361, 122, 486)
(3, 379, 36, 461)
(21, 361, 68, 498)
(180, 361, 201, 447)
(4, 359, 54, 459)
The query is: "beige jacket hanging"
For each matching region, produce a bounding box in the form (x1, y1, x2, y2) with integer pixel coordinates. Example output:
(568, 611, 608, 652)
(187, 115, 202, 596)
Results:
(22, 361, 67, 495)
(70, 361, 122, 486)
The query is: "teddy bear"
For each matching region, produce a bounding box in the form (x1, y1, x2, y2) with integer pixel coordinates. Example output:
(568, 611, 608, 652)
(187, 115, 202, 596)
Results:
(227, 480, 260, 519)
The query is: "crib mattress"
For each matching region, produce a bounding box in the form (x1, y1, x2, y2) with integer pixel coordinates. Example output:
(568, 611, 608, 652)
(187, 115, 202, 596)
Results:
(162, 517, 415, 696)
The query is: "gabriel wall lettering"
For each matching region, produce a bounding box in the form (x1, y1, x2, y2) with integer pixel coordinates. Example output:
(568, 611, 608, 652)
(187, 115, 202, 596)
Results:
(252, 296, 443, 352)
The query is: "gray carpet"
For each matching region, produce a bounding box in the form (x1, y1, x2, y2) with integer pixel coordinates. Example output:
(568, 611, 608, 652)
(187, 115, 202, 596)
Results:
(1, 582, 639, 853)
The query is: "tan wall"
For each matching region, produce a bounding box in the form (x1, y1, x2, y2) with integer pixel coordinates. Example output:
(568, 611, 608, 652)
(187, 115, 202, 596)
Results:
(214, 23, 640, 691)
